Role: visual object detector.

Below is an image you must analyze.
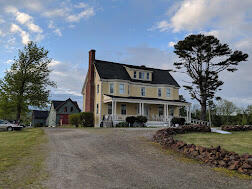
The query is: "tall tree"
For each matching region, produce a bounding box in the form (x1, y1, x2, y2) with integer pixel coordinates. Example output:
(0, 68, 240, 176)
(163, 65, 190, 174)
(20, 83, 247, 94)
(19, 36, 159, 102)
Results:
(0, 42, 56, 121)
(173, 34, 248, 120)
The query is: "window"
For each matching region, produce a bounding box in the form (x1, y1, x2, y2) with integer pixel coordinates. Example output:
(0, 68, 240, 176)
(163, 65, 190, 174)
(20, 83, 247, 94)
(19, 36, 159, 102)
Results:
(109, 83, 114, 94)
(141, 87, 145, 96)
(121, 104, 126, 115)
(134, 71, 137, 78)
(96, 104, 99, 114)
(119, 84, 125, 94)
(128, 85, 130, 95)
(97, 84, 99, 94)
(142, 72, 145, 79)
(64, 107, 67, 112)
(158, 88, 162, 97)
(108, 104, 112, 114)
(139, 72, 142, 79)
(147, 73, 150, 80)
(70, 107, 73, 112)
(166, 88, 171, 97)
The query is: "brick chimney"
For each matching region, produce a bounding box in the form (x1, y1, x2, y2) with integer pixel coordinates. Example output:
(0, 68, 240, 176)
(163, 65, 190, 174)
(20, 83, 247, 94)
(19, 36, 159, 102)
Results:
(85, 49, 96, 112)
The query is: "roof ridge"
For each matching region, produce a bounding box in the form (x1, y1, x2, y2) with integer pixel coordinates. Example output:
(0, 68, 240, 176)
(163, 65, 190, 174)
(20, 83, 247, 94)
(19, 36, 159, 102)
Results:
(95, 59, 172, 72)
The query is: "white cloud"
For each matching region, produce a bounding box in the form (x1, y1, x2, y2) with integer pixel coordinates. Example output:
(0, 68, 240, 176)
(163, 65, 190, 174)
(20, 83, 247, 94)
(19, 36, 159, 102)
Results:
(74, 2, 88, 9)
(0, 18, 5, 24)
(5, 6, 42, 33)
(10, 24, 30, 44)
(66, 8, 95, 22)
(0, 29, 4, 37)
(43, 8, 68, 17)
(5, 59, 14, 65)
(48, 21, 62, 37)
(168, 41, 176, 47)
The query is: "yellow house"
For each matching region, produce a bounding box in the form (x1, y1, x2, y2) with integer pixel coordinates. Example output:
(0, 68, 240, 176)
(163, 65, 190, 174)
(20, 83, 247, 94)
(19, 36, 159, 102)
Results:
(82, 50, 191, 127)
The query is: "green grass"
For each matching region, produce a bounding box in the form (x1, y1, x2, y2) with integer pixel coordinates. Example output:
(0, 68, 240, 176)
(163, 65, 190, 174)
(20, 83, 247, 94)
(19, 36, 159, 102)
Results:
(174, 131, 252, 155)
(0, 128, 48, 189)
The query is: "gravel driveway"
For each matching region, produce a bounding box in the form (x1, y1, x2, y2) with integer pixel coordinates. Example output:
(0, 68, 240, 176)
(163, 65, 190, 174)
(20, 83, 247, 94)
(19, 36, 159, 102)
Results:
(44, 128, 252, 189)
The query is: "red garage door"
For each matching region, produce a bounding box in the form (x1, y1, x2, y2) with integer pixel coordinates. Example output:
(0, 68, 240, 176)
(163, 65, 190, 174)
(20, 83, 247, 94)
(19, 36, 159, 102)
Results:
(59, 114, 69, 125)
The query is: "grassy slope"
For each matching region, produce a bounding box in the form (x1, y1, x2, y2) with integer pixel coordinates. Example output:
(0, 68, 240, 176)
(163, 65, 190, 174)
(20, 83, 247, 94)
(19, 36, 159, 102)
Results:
(174, 131, 252, 155)
(0, 128, 48, 189)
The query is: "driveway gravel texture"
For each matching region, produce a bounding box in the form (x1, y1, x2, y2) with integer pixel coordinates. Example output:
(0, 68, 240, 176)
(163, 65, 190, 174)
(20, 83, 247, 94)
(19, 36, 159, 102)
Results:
(44, 128, 252, 189)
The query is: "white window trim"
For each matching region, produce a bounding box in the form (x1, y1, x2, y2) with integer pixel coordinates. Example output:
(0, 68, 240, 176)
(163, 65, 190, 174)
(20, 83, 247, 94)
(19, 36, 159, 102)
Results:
(109, 83, 114, 94)
(141, 87, 146, 96)
(119, 83, 125, 94)
(166, 88, 171, 97)
(158, 88, 162, 97)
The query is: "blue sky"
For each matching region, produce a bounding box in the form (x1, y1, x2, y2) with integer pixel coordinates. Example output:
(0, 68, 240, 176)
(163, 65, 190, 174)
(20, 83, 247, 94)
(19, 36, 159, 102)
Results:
(0, 0, 252, 109)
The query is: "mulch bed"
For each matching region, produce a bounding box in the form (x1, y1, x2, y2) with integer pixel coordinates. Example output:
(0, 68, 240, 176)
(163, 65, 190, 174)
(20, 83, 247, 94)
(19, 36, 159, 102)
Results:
(153, 125, 252, 176)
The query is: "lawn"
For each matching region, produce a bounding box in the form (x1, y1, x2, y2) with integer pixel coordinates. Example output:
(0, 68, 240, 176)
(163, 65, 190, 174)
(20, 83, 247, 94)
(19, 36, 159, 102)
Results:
(174, 131, 252, 155)
(0, 128, 48, 188)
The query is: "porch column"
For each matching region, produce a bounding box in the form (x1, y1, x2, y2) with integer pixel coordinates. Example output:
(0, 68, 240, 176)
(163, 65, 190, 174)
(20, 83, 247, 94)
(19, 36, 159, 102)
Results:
(163, 104, 166, 121)
(189, 105, 191, 123)
(114, 101, 117, 118)
(186, 106, 189, 123)
(112, 100, 114, 117)
(139, 103, 142, 115)
(142, 103, 144, 116)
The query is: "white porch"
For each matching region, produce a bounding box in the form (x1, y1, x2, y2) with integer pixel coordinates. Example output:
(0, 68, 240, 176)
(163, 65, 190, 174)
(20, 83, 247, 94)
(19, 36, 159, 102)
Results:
(102, 95, 191, 127)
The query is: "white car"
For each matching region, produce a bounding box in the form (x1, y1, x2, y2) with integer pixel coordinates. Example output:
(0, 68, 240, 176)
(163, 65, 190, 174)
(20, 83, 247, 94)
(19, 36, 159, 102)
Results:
(0, 120, 23, 131)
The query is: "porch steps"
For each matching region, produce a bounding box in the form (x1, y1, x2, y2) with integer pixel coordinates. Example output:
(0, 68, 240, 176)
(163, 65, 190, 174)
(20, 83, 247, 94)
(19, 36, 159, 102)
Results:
(146, 121, 169, 127)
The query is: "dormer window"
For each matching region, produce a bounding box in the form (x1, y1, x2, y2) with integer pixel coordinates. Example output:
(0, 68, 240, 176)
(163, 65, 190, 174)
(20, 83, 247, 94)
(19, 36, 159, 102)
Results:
(134, 71, 137, 78)
(139, 72, 142, 79)
(147, 73, 150, 80)
(110, 83, 114, 94)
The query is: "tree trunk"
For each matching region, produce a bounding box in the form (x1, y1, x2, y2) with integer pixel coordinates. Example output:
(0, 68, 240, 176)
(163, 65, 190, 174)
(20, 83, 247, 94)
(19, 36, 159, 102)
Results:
(16, 103, 21, 122)
(200, 100, 207, 121)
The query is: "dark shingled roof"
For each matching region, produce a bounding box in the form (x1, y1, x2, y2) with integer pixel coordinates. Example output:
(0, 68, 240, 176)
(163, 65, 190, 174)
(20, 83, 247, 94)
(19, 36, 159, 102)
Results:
(105, 94, 188, 103)
(94, 60, 180, 87)
(52, 100, 65, 109)
(51, 99, 81, 112)
(32, 110, 49, 119)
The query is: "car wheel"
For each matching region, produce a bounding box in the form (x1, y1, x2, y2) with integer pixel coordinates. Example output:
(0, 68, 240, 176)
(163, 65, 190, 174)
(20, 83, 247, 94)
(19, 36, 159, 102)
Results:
(7, 127, 13, 131)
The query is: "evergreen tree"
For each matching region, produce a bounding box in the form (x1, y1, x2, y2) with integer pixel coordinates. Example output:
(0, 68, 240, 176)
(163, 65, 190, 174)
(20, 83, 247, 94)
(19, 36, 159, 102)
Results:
(173, 34, 248, 120)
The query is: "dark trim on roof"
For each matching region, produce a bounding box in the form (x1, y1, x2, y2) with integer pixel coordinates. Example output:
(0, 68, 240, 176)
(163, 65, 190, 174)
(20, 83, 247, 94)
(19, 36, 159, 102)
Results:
(104, 94, 189, 103)
(94, 59, 180, 87)
(53, 98, 81, 112)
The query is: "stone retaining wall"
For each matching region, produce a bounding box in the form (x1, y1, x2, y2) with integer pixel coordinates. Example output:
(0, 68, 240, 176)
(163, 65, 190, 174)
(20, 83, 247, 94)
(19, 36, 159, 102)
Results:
(221, 125, 252, 132)
(153, 125, 252, 176)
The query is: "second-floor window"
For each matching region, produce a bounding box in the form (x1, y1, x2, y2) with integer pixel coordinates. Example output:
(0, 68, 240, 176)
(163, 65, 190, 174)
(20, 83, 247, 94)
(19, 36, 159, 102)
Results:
(119, 84, 125, 94)
(97, 84, 99, 94)
(96, 104, 99, 114)
(147, 73, 150, 80)
(134, 71, 137, 78)
(141, 87, 145, 96)
(110, 83, 114, 94)
(64, 107, 67, 112)
(166, 88, 171, 97)
(158, 88, 162, 97)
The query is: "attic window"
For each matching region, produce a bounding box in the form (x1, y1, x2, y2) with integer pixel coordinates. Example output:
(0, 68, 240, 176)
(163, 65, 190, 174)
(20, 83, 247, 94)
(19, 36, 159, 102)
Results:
(64, 107, 67, 112)
(71, 107, 73, 112)
(134, 71, 137, 78)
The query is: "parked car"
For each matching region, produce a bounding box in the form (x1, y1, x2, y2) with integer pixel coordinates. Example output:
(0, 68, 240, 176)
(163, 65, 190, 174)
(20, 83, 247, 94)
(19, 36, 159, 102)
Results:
(0, 120, 23, 131)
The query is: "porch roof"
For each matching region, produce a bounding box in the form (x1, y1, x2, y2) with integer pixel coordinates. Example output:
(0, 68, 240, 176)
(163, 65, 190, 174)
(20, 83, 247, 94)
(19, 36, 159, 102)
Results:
(103, 94, 190, 106)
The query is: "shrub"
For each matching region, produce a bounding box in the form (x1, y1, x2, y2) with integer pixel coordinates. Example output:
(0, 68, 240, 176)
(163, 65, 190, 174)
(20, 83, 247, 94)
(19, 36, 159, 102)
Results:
(80, 112, 94, 127)
(69, 114, 80, 127)
(171, 117, 186, 126)
(126, 116, 137, 127)
(116, 122, 129, 127)
(136, 116, 147, 123)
